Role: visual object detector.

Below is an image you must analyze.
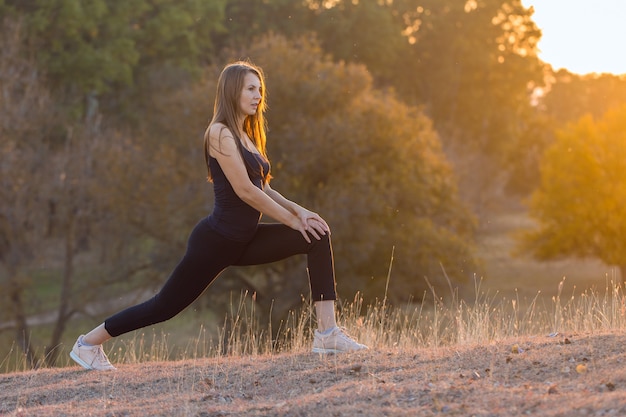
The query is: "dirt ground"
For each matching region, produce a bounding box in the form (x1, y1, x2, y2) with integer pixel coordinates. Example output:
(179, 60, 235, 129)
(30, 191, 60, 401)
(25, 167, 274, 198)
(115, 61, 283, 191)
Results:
(2, 331, 626, 417)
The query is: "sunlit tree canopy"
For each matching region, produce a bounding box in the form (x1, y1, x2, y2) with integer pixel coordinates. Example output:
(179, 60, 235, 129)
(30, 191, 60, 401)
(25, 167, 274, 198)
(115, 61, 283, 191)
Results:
(519, 105, 626, 281)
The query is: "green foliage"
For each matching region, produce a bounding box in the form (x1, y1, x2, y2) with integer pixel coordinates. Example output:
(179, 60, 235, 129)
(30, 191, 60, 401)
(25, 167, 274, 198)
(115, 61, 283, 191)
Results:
(520, 105, 626, 278)
(306, 0, 409, 84)
(215, 0, 309, 48)
(1, 0, 225, 96)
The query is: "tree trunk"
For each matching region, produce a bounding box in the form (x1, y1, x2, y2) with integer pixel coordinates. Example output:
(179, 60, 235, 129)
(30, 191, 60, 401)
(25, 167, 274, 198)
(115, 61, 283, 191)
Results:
(8, 273, 38, 369)
(45, 212, 76, 366)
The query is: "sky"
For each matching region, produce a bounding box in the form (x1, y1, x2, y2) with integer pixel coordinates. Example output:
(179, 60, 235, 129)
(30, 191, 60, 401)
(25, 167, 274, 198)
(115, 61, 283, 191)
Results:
(521, 0, 626, 75)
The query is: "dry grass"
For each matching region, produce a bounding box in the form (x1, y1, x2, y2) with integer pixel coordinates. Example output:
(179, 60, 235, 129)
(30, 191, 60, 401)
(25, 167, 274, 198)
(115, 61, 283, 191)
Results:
(2, 332, 626, 416)
(2, 279, 626, 416)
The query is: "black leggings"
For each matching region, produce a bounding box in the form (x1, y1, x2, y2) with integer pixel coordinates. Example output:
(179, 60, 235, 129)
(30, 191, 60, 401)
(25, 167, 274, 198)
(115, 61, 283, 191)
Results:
(104, 218, 336, 337)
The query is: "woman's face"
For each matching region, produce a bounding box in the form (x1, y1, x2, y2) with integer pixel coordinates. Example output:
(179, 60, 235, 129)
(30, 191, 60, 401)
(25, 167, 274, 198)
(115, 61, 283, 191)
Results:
(239, 71, 262, 117)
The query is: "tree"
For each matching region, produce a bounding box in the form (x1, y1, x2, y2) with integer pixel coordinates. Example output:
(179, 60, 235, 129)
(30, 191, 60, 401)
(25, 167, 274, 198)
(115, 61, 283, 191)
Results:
(385, 0, 545, 212)
(305, 0, 409, 85)
(213, 0, 310, 49)
(0, 18, 55, 368)
(503, 112, 556, 196)
(212, 0, 547, 212)
(541, 70, 626, 126)
(0, 0, 226, 121)
(228, 33, 478, 302)
(518, 105, 626, 282)
(0, 17, 184, 367)
(0, 18, 100, 367)
(506, 71, 626, 197)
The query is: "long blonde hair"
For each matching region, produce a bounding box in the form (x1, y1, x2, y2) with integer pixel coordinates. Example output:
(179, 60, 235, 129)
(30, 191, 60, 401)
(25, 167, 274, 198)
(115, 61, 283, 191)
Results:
(204, 61, 269, 182)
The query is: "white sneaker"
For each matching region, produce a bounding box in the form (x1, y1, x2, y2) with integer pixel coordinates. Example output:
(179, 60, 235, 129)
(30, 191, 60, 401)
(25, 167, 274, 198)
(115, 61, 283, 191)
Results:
(312, 327, 369, 354)
(70, 335, 117, 371)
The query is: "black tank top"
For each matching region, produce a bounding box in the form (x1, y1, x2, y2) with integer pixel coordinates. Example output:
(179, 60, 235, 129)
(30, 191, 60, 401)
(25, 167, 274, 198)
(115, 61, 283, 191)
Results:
(207, 147, 271, 242)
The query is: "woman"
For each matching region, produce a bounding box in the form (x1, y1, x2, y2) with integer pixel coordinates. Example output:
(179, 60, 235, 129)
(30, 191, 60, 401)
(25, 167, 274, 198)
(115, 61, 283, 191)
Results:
(70, 61, 367, 371)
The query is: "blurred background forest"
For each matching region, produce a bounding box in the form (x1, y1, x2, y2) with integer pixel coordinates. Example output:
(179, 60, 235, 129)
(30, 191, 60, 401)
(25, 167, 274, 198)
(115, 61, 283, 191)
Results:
(1, 0, 626, 368)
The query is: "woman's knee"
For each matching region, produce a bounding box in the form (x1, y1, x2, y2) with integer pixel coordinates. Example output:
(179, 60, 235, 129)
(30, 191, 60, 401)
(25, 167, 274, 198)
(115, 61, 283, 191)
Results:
(309, 231, 332, 251)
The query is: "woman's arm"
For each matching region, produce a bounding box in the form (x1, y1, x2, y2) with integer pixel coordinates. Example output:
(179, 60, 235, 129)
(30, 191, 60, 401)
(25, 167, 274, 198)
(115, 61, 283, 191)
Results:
(208, 124, 321, 242)
(265, 183, 330, 236)
(264, 183, 301, 215)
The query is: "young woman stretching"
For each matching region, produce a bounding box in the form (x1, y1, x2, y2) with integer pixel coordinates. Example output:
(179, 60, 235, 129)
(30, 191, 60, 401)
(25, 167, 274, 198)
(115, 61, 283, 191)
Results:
(70, 61, 367, 371)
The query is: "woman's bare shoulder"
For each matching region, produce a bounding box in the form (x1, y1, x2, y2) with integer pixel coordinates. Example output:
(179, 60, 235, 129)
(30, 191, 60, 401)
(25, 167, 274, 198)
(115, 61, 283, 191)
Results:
(208, 122, 233, 140)
(208, 123, 237, 157)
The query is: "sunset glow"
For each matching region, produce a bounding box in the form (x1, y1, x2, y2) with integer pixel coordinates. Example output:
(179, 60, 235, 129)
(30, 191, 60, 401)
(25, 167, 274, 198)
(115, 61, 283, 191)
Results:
(522, 0, 626, 75)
